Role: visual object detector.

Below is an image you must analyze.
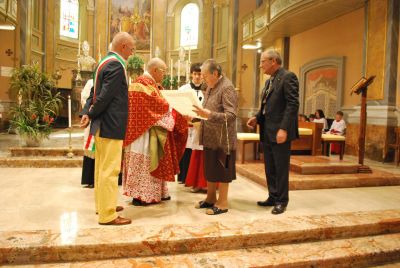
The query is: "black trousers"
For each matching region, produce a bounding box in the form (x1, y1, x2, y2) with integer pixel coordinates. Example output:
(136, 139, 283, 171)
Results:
(262, 140, 291, 205)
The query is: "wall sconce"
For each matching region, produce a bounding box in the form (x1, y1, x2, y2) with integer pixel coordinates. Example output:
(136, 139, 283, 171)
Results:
(241, 64, 248, 71)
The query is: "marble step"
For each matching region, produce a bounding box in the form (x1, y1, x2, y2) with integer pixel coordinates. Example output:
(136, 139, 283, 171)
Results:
(9, 147, 84, 157)
(11, 233, 400, 268)
(1, 210, 400, 265)
(237, 162, 400, 190)
(0, 156, 82, 168)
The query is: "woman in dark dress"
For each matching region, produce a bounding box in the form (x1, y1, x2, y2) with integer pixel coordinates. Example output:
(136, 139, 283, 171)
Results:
(193, 59, 238, 215)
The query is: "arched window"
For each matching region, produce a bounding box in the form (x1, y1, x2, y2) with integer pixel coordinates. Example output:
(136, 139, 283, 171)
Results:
(180, 3, 199, 48)
(60, 0, 79, 39)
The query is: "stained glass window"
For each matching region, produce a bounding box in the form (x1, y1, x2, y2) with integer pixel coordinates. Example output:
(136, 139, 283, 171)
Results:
(60, 0, 79, 39)
(180, 3, 199, 48)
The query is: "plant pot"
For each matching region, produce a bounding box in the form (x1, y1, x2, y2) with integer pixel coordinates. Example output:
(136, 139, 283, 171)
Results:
(23, 135, 43, 147)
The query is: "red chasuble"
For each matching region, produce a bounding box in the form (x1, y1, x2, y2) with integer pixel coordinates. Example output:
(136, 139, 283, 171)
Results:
(124, 75, 188, 182)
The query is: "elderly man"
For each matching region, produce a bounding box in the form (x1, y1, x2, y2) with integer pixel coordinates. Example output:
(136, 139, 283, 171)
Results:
(122, 58, 188, 206)
(247, 49, 299, 215)
(80, 32, 135, 225)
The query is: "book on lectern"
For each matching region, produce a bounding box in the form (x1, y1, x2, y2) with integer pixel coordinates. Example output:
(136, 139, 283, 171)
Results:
(350, 75, 376, 95)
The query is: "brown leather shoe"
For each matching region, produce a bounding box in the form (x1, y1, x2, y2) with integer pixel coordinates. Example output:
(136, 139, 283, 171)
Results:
(96, 206, 124, 214)
(99, 216, 131, 225)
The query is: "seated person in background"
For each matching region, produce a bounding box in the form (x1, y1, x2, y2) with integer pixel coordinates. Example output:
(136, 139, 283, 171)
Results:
(308, 114, 315, 122)
(329, 111, 346, 154)
(313, 109, 328, 131)
(298, 114, 308, 122)
(329, 111, 346, 135)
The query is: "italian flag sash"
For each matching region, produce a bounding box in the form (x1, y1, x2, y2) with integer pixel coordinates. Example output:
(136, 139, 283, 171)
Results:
(84, 53, 128, 155)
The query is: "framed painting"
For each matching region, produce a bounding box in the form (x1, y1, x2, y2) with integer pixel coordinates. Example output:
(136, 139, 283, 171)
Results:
(0, 0, 7, 14)
(304, 67, 338, 118)
(299, 57, 344, 118)
(109, 0, 151, 51)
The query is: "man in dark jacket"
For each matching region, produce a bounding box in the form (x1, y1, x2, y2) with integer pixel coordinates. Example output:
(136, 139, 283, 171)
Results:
(247, 49, 299, 214)
(80, 32, 135, 225)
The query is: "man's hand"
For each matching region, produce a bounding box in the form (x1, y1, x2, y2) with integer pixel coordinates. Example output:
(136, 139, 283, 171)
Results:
(246, 117, 257, 129)
(80, 115, 90, 128)
(276, 129, 287, 144)
(192, 105, 211, 119)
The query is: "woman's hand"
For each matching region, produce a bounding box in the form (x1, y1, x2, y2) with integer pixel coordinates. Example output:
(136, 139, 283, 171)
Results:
(192, 105, 211, 119)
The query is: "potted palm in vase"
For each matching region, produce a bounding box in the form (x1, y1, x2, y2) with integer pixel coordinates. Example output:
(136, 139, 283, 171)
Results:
(8, 64, 62, 147)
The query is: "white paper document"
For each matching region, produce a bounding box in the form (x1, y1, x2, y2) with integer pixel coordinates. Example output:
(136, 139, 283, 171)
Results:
(160, 90, 207, 120)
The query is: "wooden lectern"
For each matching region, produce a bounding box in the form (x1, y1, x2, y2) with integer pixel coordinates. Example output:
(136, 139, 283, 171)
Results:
(351, 75, 376, 173)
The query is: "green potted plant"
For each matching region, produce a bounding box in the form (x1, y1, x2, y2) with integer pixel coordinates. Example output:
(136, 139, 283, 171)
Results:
(161, 75, 179, 89)
(8, 64, 62, 147)
(127, 54, 144, 80)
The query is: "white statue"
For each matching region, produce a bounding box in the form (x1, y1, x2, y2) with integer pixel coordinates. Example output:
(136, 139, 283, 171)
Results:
(78, 41, 97, 72)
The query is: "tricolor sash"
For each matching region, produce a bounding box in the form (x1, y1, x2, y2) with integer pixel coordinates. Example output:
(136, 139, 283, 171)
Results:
(84, 52, 128, 154)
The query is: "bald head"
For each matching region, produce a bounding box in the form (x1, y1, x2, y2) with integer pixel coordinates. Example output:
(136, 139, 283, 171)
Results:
(147, 58, 167, 83)
(111, 32, 135, 60)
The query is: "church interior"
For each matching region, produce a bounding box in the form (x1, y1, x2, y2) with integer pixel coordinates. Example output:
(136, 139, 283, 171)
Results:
(0, 0, 400, 267)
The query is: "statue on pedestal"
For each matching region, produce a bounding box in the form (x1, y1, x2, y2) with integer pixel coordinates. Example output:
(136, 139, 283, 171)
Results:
(78, 41, 97, 72)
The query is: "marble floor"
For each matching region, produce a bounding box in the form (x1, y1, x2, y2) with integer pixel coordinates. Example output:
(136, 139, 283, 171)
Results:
(0, 167, 400, 232)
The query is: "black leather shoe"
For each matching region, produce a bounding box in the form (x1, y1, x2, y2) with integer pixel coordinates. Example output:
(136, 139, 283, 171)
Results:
(257, 199, 275, 207)
(271, 204, 287, 215)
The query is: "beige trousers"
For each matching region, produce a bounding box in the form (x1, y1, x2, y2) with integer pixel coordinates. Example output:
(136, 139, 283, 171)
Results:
(94, 131, 123, 223)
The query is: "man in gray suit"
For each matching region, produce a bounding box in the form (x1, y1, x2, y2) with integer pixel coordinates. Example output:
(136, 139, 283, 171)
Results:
(247, 49, 299, 214)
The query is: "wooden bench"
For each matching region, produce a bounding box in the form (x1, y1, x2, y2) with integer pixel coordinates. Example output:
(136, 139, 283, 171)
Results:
(292, 121, 323, 155)
(321, 133, 346, 160)
(236, 133, 260, 164)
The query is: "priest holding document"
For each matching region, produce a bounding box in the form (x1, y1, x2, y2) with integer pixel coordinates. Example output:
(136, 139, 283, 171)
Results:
(122, 58, 188, 206)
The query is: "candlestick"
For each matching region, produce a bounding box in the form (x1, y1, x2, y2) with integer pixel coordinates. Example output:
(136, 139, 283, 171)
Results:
(68, 95, 72, 128)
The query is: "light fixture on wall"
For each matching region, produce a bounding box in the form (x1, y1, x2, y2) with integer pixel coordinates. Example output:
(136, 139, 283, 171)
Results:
(242, 40, 262, 50)
(0, 24, 15, 31)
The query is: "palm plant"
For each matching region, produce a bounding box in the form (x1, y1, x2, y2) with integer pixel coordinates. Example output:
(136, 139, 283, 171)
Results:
(8, 64, 62, 145)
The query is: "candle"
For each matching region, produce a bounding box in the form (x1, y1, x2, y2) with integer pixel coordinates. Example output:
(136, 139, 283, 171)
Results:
(177, 60, 180, 79)
(68, 95, 72, 128)
(78, 41, 81, 56)
(186, 60, 189, 83)
(188, 47, 191, 63)
(78, 20, 81, 42)
(170, 58, 173, 78)
(143, 63, 146, 72)
(98, 35, 101, 62)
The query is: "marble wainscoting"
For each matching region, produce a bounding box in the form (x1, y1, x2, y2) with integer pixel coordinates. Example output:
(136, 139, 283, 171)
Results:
(1, 210, 400, 265)
(345, 123, 395, 162)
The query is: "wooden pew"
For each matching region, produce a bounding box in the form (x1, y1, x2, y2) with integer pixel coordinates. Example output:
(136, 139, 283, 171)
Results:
(291, 121, 323, 155)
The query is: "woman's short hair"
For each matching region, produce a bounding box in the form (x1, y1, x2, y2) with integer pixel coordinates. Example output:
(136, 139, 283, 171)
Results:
(201, 59, 222, 76)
